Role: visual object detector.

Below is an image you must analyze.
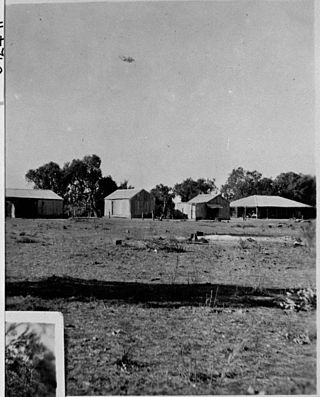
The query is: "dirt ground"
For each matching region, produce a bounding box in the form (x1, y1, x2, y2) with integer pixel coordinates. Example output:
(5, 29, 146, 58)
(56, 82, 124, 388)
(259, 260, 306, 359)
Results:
(5, 218, 316, 288)
(5, 217, 317, 395)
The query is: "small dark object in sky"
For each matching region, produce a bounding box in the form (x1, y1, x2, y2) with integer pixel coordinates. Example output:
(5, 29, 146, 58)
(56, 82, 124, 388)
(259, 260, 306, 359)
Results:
(119, 55, 135, 63)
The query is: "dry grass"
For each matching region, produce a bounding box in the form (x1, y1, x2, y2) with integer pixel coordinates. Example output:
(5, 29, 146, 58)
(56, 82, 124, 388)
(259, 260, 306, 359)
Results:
(5, 218, 315, 288)
(5, 217, 316, 395)
(6, 296, 316, 395)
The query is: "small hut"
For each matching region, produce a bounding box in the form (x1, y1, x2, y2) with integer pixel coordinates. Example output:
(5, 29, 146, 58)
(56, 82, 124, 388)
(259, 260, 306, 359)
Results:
(176, 193, 230, 220)
(104, 189, 154, 219)
(6, 188, 64, 218)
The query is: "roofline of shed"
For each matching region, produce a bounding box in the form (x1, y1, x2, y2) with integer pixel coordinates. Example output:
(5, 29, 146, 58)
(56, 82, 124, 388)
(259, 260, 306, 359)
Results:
(104, 188, 146, 200)
(187, 193, 222, 204)
(6, 196, 63, 200)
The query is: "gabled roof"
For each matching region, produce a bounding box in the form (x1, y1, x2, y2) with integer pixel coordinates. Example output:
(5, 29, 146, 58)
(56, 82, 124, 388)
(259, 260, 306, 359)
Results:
(230, 195, 312, 208)
(188, 193, 221, 204)
(104, 188, 146, 200)
(6, 188, 63, 200)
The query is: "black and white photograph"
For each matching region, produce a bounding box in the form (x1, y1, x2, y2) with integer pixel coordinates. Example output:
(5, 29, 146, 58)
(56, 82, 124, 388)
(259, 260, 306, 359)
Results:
(4, 0, 317, 395)
(5, 311, 65, 397)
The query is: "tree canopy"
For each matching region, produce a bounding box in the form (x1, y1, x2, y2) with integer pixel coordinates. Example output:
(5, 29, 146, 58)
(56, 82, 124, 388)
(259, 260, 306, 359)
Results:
(273, 172, 316, 206)
(173, 178, 217, 202)
(62, 155, 103, 217)
(118, 180, 135, 189)
(221, 167, 316, 206)
(221, 167, 264, 201)
(25, 162, 64, 197)
(150, 184, 175, 218)
(26, 155, 119, 217)
(5, 324, 56, 397)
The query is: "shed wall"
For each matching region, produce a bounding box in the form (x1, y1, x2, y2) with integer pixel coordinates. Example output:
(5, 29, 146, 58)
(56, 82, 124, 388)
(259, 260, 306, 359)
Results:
(37, 199, 63, 217)
(6, 197, 63, 218)
(195, 203, 207, 219)
(105, 199, 131, 218)
(212, 195, 230, 220)
(130, 190, 154, 218)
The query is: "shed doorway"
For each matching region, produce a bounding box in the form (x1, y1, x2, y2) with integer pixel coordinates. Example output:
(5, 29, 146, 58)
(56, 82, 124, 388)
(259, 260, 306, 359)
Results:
(207, 204, 223, 220)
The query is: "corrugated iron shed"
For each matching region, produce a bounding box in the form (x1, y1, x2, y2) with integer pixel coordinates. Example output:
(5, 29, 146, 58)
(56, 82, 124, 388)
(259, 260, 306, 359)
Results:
(230, 195, 311, 208)
(6, 188, 63, 200)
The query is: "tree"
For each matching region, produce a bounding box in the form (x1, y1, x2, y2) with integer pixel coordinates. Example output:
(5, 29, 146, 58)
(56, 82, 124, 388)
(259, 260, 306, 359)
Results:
(173, 178, 217, 202)
(273, 172, 301, 200)
(221, 168, 316, 206)
(221, 167, 263, 201)
(26, 162, 65, 197)
(6, 324, 56, 397)
(118, 180, 134, 189)
(256, 177, 275, 196)
(62, 158, 90, 216)
(95, 176, 118, 216)
(26, 154, 118, 217)
(150, 184, 175, 218)
(274, 172, 316, 206)
(62, 155, 104, 217)
(295, 174, 316, 206)
(82, 154, 103, 216)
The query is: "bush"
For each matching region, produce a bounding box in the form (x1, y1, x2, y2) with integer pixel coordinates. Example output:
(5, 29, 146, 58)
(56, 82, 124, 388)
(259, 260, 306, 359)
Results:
(16, 236, 39, 244)
(147, 238, 186, 253)
(173, 209, 187, 220)
(5, 325, 56, 397)
(278, 288, 316, 312)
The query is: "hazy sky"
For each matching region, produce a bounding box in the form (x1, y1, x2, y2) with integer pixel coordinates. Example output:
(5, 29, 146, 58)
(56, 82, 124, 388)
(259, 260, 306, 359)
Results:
(5, 0, 315, 190)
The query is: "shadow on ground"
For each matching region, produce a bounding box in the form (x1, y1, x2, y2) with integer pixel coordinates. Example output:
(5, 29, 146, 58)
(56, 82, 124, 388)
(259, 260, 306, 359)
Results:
(6, 275, 306, 309)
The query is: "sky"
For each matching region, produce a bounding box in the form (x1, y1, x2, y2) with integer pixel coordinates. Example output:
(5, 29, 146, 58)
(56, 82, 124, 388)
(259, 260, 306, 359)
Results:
(5, 0, 315, 191)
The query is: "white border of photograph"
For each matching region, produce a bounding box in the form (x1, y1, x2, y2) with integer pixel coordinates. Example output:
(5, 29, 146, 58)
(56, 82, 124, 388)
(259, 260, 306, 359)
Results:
(2, 1, 319, 397)
(315, 0, 320, 395)
(0, 0, 5, 394)
(5, 311, 65, 397)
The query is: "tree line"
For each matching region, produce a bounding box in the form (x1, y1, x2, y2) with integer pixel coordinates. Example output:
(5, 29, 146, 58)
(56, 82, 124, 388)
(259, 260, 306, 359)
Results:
(221, 167, 316, 205)
(26, 156, 316, 218)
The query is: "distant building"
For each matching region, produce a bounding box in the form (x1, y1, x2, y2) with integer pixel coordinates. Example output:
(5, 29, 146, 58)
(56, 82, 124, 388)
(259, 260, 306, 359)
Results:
(175, 193, 230, 220)
(104, 189, 154, 219)
(230, 195, 316, 219)
(6, 188, 64, 218)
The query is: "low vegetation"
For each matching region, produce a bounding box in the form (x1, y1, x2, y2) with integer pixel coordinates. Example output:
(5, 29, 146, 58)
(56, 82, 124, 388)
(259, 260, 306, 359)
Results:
(5, 217, 316, 395)
(5, 324, 56, 397)
(6, 297, 316, 395)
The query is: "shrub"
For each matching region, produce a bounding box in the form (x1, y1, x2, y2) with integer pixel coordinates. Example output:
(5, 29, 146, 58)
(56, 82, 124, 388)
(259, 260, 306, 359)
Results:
(147, 238, 186, 253)
(16, 236, 39, 244)
(238, 238, 249, 250)
(278, 288, 316, 312)
(5, 325, 56, 397)
(173, 209, 188, 220)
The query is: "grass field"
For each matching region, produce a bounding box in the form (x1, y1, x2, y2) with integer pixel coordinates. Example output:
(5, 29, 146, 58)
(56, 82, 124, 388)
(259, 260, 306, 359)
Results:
(5, 217, 317, 395)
